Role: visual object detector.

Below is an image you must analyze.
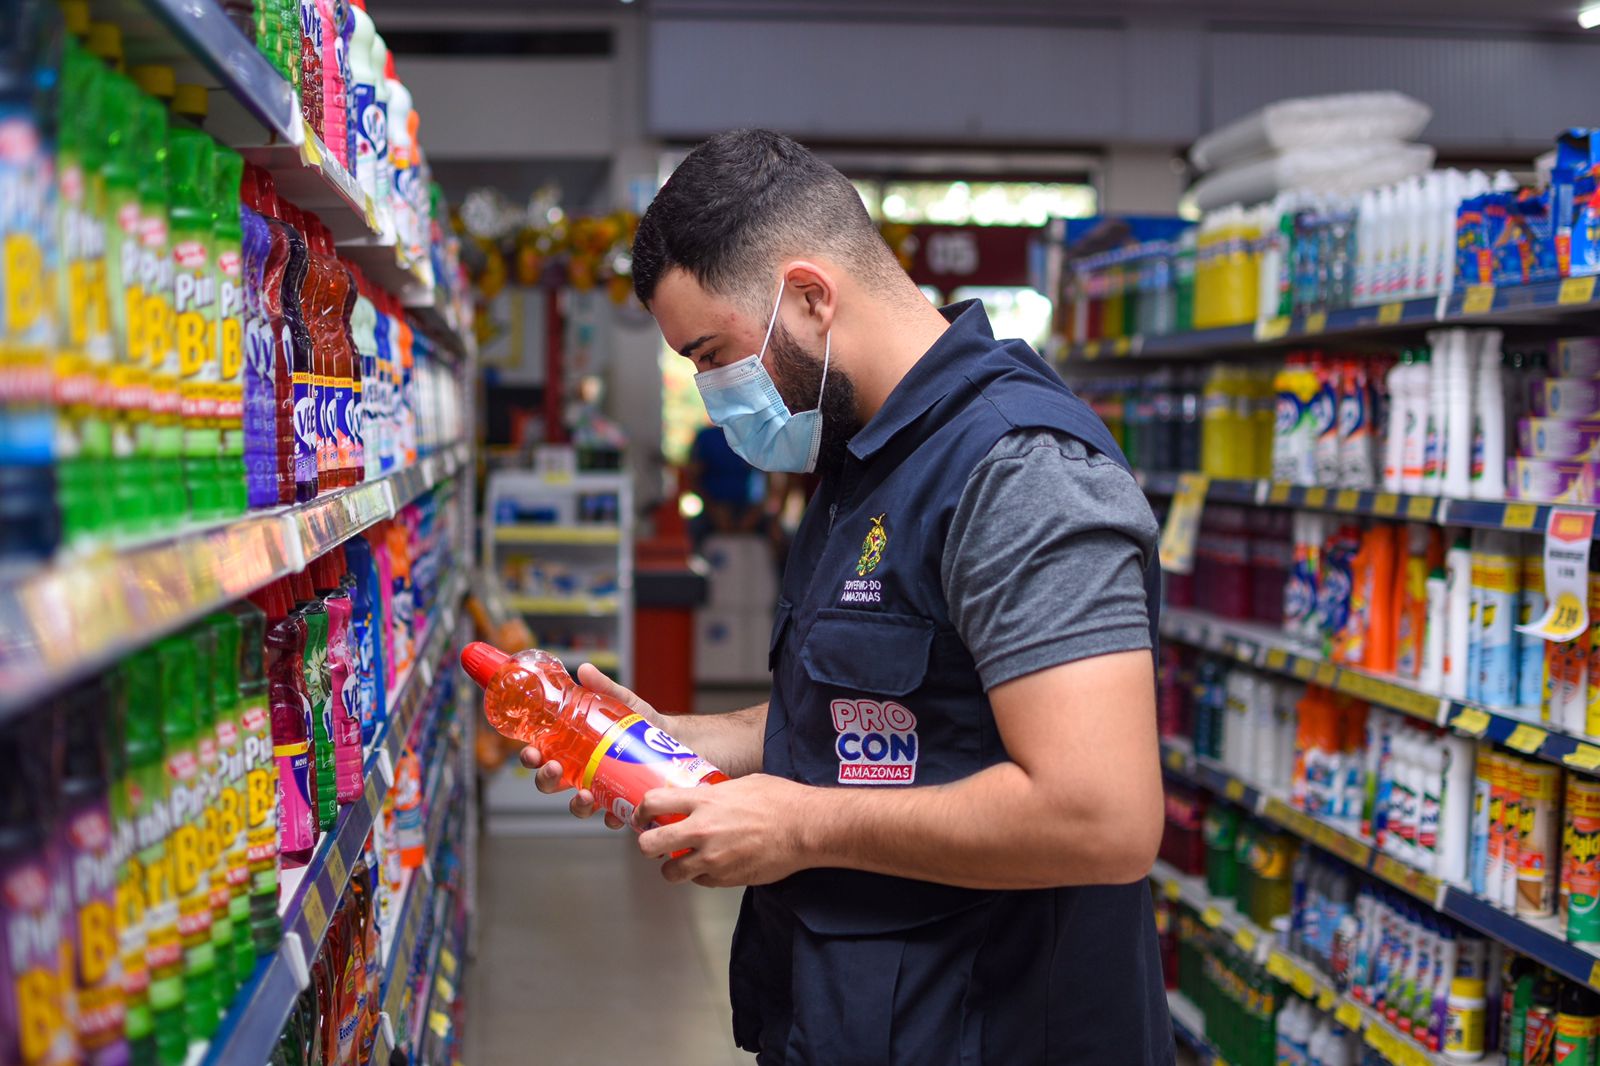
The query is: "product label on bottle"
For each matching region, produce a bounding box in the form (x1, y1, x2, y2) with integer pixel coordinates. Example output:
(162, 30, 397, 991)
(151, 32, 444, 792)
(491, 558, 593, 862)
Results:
(335, 378, 355, 473)
(580, 714, 726, 827)
(274, 740, 317, 855)
(1446, 1005, 1485, 1055)
(215, 720, 249, 899)
(131, 771, 179, 1019)
(353, 83, 384, 199)
(1557, 1013, 1600, 1065)
(174, 239, 217, 428)
(293, 369, 318, 486)
(140, 215, 180, 429)
(1567, 780, 1600, 944)
(1, 850, 74, 1066)
(241, 701, 280, 883)
(167, 751, 213, 955)
(64, 801, 124, 1056)
(218, 247, 244, 429)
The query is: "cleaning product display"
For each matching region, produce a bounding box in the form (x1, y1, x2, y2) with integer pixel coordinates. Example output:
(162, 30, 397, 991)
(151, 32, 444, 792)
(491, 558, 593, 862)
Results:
(0, 0, 468, 568)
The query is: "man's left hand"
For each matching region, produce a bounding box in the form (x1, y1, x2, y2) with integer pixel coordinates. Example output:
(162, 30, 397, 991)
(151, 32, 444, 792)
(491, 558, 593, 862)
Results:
(634, 774, 817, 888)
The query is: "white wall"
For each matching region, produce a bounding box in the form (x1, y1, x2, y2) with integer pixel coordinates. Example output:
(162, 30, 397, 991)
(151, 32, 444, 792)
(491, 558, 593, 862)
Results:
(404, 58, 616, 159)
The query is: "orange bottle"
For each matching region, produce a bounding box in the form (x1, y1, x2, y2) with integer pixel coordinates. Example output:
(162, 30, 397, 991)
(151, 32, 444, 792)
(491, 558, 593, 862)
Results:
(462, 644, 728, 828)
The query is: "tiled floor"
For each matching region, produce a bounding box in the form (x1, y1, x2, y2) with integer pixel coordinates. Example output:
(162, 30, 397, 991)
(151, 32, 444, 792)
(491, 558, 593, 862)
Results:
(464, 833, 757, 1065)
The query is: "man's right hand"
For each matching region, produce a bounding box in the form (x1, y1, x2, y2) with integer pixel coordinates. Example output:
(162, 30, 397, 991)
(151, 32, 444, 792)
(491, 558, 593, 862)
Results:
(518, 663, 665, 830)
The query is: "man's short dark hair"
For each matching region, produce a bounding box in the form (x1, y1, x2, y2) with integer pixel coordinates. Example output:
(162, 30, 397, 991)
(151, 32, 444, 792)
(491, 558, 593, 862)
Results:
(632, 129, 897, 309)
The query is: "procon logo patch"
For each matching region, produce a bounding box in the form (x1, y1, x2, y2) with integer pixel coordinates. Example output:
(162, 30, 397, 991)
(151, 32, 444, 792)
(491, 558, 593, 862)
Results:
(831, 698, 918, 784)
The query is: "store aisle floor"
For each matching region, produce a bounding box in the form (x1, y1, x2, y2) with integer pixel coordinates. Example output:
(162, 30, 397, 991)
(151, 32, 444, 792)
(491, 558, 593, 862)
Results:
(466, 833, 757, 1065)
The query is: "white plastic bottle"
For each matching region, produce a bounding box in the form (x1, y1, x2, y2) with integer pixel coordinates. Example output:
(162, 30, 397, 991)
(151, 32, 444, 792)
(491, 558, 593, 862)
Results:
(1398, 176, 1424, 300)
(1438, 734, 1475, 886)
(1383, 353, 1408, 492)
(1444, 535, 1473, 700)
(348, 0, 381, 209)
(1444, 330, 1476, 499)
(1402, 348, 1431, 495)
(1422, 566, 1449, 693)
(1423, 332, 1450, 496)
(1470, 329, 1506, 500)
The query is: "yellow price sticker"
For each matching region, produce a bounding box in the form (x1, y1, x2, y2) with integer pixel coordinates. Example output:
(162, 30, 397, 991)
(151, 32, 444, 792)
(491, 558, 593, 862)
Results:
(1269, 481, 1293, 505)
(1316, 987, 1337, 1012)
(1304, 486, 1329, 508)
(1163, 879, 1181, 902)
(1335, 489, 1360, 511)
(1462, 285, 1496, 314)
(1304, 311, 1328, 335)
(1266, 647, 1290, 671)
(1315, 662, 1339, 687)
(1291, 968, 1317, 999)
(1291, 657, 1317, 681)
(1561, 275, 1598, 306)
(1566, 744, 1600, 771)
(324, 846, 347, 892)
(1588, 959, 1600, 989)
(1164, 748, 1185, 772)
(1233, 927, 1257, 953)
(1405, 496, 1436, 521)
(1336, 1001, 1362, 1030)
(429, 1010, 450, 1038)
(300, 887, 329, 943)
(1081, 340, 1102, 361)
(440, 947, 458, 977)
(435, 974, 453, 1001)
(1507, 723, 1548, 754)
(1452, 707, 1492, 736)
(301, 123, 323, 166)
(1267, 952, 1293, 981)
(1538, 590, 1589, 642)
(1377, 301, 1404, 325)
(1258, 316, 1291, 341)
(1159, 473, 1211, 577)
(1373, 492, 1400, 517)
(1201, 906, 1224, 929)
(1225, 778, 1246, 802)
(1504, 502, 1539, 530)
(1113, 336, 1133, 357)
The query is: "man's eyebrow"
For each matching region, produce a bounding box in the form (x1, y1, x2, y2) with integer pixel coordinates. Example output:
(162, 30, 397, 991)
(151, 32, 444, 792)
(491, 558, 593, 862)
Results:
(678, 334, 716, 359)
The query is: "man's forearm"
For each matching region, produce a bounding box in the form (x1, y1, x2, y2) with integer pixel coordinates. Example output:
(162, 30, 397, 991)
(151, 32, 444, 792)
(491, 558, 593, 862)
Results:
(794, 761, 1155, 890)
(654, 703, 769, 779)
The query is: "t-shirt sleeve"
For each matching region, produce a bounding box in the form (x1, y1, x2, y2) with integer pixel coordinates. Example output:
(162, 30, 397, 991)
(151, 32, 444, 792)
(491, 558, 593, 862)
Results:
(940, 429, 1160, 691)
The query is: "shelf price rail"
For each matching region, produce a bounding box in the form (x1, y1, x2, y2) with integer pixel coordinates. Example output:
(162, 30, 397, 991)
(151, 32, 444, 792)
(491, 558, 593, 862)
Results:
(1061, 274, 1600, 364)
(199, 570, 468, 1066)
(1160, 605, 1600, 786)
(1159, 737, 1600, 997)
(1151, 860, 1471, 1066)
(0, 444, 469, 716)
(1135, 472, 1574, 542)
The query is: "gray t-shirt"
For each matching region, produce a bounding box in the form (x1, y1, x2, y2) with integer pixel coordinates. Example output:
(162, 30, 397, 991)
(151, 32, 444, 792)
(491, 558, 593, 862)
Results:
(939, 429, 1160, 690)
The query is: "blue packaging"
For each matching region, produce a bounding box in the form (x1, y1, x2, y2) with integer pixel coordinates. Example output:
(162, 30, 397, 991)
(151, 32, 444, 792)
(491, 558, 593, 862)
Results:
(344, 536, 387, 742)
(1456, 195, 1492, 287)
(1555, 129, 1600, 276)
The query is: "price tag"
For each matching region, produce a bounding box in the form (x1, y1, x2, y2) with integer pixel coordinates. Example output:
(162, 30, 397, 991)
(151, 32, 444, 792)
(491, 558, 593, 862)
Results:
(1159, 473, 1211, 576)
(1518, 508, 1597, 642)
(324, 845, 347, 891)
(1201, 906, 1224, 929)
(1225, 778, 1246, 802)
(1291, 967, 1316, 999)
(1316, 986, 1337, 1012)
(1373, 493, 1400, 517)
(1588, 959, 1600, 989)
(1566, 744, 1600, 770)
(1113, 336, 1134, 357)
(1315, 662, 1339, 687)
(1304, 311, 1328, 335)
(300, 886, 329, 944)
(1233, 927, 1257, 953)
(1081, 340, 1102, 361)
(1335, 1001, 1362, 1030)
(435, 974, 453, 1001)
(1291, 658, 1317, 681)
(1267, 952, 1293, 981)
(1258, 316, 1291, 341)
(1507, 723, 1548, 754)
(300, 122, 323, 166)
(1304, 486, 1329, 508)
(1266, 648, 1289, 671)
(1378, 301, 1405, 325)
(1462, 285, 1496, 314)
(1335, 489, 1360, 511)
(1505, 502, 1540, 530)
(1163, 879, 1181, 902)
(1405, 496, 1436, 521)
(429, 1010, 450, 1038)
(1561, 275, 1598, 306)
(1452, 707, 1492, 736)
(1269, 482, 1293, 504)
(1163, 747, 1186, 772)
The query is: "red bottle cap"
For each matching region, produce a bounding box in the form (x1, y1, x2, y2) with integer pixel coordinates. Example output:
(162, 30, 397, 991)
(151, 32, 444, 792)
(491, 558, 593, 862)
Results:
(386, 54, 397, 81)
(461, 642, 509, 687)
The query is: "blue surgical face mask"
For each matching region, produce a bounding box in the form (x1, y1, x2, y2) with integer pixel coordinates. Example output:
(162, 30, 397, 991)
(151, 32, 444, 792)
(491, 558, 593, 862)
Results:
(694, 282, 831, 474)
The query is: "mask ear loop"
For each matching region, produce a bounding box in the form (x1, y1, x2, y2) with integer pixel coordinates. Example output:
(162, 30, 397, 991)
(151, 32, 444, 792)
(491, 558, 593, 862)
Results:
(756, 279, 786, 361)
(815, 329, 831, 411)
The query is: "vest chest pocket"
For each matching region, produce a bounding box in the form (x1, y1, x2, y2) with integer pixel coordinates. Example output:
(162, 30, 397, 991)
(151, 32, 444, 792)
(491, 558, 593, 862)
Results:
(799, 609, 933, 697)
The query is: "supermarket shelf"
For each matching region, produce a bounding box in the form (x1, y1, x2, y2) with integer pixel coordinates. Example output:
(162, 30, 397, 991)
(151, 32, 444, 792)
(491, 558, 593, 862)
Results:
(493, 525, 624, 546)
(1161, 606, 1600, 780)
(200, 572, 467, 1066)
(506, 595, 621, 617)
(1151, 860, 1463, 1066)
(1165, 991, 1222, 1065)
(1063, 278, 1600, 364)
(0, 445, 469, 716)
(1159, 737, 1600, 995)
(1136, 472, 1566, 538)
(408, 300, 474, 362)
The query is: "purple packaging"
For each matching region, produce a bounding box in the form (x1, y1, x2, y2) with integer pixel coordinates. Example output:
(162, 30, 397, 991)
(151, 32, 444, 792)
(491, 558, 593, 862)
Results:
(1506, 458, 1600, 504)
(1519, 418, 1600, 460)
(241, 206, 279, 509)
(1552, 338, 1600, 378)
(1541, 378, 1600, 420)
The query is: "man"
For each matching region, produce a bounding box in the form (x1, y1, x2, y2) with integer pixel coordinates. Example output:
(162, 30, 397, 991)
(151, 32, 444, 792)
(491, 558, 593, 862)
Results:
(520, 129, 1173, 1064)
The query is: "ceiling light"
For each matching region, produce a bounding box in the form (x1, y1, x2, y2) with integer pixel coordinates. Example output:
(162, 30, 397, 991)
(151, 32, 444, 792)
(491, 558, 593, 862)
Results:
(1581, 4, 1600, 28)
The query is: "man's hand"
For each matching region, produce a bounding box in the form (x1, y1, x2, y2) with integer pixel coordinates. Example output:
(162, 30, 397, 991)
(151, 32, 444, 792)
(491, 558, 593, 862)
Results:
(634, 775, 814, 888)
(517, 663, 663, 830)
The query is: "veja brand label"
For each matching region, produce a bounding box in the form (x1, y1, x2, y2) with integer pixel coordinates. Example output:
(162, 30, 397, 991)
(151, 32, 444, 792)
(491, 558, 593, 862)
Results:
(831, 699, 919, 784)
(579, 715, 724, 826)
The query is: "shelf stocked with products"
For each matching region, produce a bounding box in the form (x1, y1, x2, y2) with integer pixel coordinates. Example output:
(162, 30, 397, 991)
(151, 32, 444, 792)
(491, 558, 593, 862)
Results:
(0, 445, 470, 716)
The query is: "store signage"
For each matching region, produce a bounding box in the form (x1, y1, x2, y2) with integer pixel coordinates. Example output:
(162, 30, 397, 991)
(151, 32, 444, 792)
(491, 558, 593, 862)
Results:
(902, 224, 1038, 290)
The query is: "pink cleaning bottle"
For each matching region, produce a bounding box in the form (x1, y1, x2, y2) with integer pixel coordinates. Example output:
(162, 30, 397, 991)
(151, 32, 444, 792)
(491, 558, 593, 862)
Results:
(325, 579, 363, 803)
(319, 0, 348, 168)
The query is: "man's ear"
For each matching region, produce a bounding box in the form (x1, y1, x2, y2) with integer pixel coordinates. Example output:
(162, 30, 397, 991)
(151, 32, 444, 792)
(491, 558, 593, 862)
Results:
(780, 260, 837, 338)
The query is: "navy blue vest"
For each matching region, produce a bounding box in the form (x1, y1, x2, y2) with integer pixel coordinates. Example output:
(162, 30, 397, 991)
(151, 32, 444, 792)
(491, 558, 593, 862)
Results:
(730, 303, 1173, 1065)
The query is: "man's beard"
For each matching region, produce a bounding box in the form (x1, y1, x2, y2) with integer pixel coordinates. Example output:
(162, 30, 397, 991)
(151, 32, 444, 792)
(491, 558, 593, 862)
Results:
(768, 321, 859, 473)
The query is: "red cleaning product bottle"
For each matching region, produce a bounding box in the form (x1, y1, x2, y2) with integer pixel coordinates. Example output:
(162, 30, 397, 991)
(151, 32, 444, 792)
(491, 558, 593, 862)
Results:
(462, 644, 729, 829)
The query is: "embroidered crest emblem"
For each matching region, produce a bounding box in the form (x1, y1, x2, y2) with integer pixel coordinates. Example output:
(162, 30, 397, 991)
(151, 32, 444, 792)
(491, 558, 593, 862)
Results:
(856, 513, 888, 576)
